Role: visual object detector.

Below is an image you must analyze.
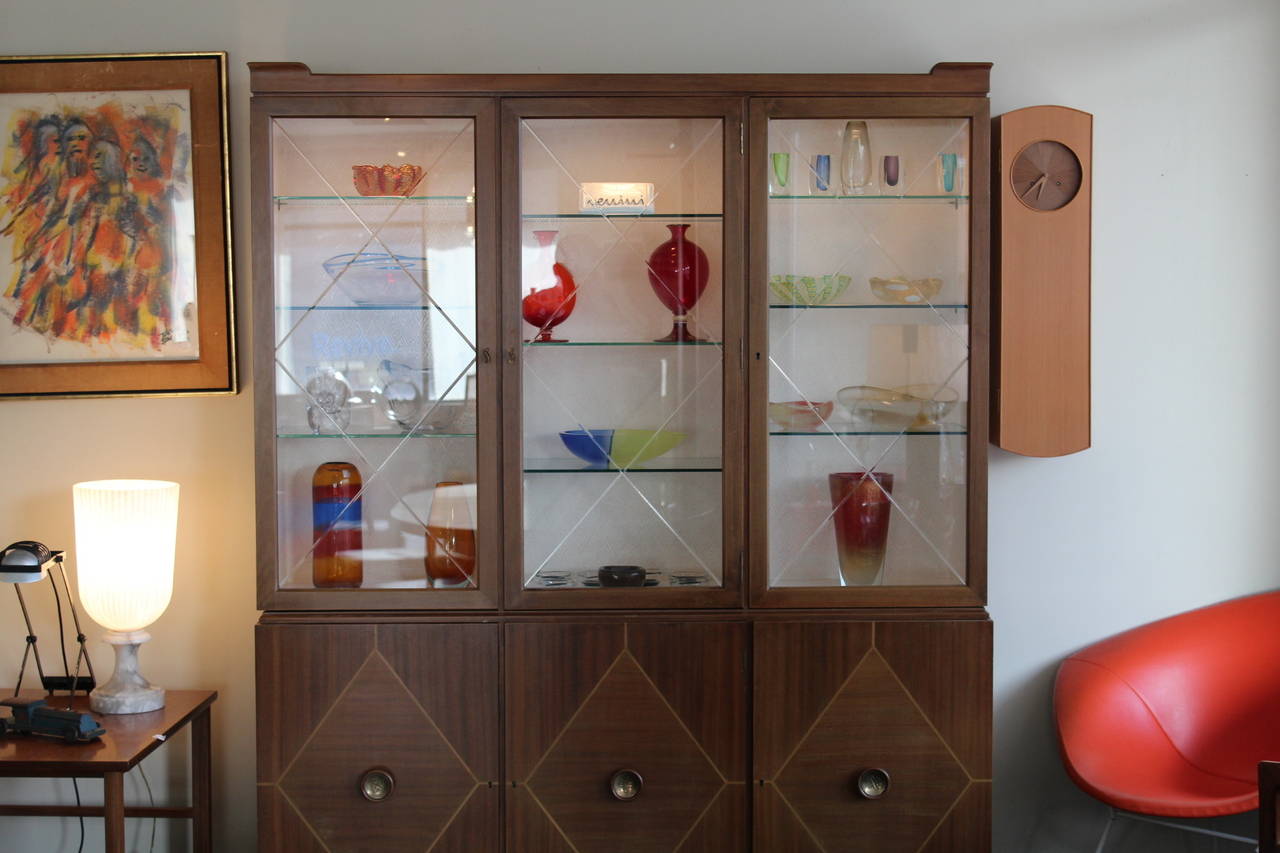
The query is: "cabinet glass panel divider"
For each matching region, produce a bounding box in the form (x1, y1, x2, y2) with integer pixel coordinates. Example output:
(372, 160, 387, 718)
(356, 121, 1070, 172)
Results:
(746, 96, 989, 609)
(499, 97, 746, 609)
(252, 95, 501, 610)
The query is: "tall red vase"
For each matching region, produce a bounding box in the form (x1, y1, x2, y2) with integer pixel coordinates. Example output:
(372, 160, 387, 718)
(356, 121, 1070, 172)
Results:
(828, 472, 894, 586)
(522, 229, 577, 343)
(646, 223, 709, 343)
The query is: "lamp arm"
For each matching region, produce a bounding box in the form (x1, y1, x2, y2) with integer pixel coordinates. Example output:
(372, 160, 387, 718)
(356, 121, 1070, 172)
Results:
(53, 557, 95, 683)
(11, 584, 48, 695)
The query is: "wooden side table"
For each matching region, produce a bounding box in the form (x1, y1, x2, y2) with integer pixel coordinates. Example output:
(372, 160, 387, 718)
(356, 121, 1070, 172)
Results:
(0, 689, 217, 853)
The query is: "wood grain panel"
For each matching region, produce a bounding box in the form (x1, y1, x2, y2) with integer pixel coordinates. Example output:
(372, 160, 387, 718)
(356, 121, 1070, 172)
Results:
(773, 652, 969, 852)
(676, 785, 747, 852)
(526, 655, 724, 853)
(258, 786, 328, 853)
(378, 623, 500, 779)
(629, 621, 748, 777)
(506, 622, 626, 777)
(280, 655, 476, 852)
(754, 785, 823, 853)
(753, 622, 872, 776)
(256, 624, 374, 781)
(250, 62, 992, 97)
(992, 105, 1092, 457)
(430, 786, 500, 853)
(509, 786, 577, 853)
(876, 620, 993, 778)
(919, 782, 991, 853)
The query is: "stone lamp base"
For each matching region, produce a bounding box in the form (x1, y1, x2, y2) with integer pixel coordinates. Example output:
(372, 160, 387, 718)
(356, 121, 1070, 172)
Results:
(90, 630, 165, 715)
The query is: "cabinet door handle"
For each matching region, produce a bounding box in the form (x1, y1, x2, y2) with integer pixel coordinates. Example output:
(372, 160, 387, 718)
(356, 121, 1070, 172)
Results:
(480, 347, 492, 364)
(360, 768, 395, 802)
(854, 768, 890, 799)
(609, 769, 643, 801)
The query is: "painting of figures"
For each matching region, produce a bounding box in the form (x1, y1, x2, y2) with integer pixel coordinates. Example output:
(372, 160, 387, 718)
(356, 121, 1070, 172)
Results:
(0, 89, 198, 363)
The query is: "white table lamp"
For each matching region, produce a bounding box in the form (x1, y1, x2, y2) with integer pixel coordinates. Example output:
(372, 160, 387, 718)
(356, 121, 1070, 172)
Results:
(73, 479, 179, 714)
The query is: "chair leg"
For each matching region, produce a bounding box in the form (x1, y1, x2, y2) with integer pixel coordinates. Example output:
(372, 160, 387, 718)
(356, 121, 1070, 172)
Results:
(1095, 807, 1117, 853)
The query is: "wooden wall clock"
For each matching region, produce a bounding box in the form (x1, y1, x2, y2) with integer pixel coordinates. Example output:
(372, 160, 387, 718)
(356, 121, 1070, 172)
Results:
(992, 105, 1093, 457)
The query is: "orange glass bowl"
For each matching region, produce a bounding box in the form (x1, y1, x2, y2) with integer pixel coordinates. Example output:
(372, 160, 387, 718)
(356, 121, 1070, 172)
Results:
(352, 164, 425, 196)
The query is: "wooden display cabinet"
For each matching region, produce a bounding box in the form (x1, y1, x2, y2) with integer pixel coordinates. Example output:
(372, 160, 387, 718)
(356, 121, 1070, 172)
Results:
(251, 61, 992, 852)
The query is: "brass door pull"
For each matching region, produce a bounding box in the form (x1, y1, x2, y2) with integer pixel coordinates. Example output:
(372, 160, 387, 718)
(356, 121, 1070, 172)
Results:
(609, 769, 643, 801)
(360, 768, 395, 802)
(855, 768, 890, 799)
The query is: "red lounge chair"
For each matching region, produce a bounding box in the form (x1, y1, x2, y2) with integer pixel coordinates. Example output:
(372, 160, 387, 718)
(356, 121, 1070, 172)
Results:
(1054, 590, 1280, 850)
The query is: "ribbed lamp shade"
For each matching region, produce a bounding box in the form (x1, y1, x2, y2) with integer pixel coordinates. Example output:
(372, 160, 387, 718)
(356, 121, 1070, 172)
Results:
(73, 479, 179, 633)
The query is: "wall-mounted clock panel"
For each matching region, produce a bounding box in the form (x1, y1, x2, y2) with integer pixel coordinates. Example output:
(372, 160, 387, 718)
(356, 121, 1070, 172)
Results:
(992, 106, 1092, 457)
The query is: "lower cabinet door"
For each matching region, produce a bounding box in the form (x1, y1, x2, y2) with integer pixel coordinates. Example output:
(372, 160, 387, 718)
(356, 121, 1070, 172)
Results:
(257, 622, 501, 852)
(754, 620, 992, 853)
(506, 621, 749, 852)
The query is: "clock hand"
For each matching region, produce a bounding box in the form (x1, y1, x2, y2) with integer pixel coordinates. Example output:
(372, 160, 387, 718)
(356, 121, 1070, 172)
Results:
(1021, 174, 1047, 200)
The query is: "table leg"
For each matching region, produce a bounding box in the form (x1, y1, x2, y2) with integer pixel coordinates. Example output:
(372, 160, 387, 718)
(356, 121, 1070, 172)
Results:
(192, 705, 213, 853)
(104, 771, 125, 853)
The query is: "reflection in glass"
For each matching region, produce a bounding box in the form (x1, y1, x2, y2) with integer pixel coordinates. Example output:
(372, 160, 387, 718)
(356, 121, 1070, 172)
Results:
(272, 116, 479, 591)
(766, 117, 971, 590)
(518, 117, 724, 590)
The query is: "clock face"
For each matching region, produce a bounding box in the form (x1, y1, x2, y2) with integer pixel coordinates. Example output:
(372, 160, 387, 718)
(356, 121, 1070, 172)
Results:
(1011, 140, 1082, 211)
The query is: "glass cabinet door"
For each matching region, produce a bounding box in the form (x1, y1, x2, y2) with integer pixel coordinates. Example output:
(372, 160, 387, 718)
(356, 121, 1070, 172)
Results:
(504, 100, 743, 607)
(258, 99, 498, 607)
(749, 99, 987, 606)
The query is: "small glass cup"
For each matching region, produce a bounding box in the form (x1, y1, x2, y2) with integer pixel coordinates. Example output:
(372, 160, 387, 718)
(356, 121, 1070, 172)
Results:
(770, 152, 791, 195)
(810, 154, 832, 195)
(882, 155, 902, 191)
(938, 153, 959, 194)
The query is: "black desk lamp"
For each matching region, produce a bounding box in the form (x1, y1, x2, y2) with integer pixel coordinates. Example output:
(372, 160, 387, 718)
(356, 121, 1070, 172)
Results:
(0, 541, 95, 696)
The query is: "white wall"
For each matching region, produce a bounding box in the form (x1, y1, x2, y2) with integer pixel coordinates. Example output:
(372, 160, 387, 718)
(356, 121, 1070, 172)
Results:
(2, 0, 1277, 849)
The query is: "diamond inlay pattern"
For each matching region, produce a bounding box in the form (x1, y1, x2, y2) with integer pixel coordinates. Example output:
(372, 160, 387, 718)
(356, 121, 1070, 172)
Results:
(280, 654, 477, 852)
(528, 654, 725, 853)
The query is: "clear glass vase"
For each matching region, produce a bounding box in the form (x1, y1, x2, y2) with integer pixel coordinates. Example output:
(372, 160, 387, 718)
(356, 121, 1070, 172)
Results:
(840, 120, 872, 194)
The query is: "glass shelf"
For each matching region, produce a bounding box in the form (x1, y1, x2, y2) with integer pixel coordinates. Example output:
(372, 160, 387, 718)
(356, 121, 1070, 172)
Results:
(524, 457, 722, 473)
(521, 212, 723, 221)
(523, 340, 722, 347)
(278, 304, 435, 312)
(274, 194, 473, 206)
(768, 194, 968, 202)
(278, 431, 476, 439)
(526, 569, 715, 589)
(769, 427, 966, 436)
(768, 303, 967, 311)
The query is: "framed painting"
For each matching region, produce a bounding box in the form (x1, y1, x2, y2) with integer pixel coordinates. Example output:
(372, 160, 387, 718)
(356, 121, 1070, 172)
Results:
(0, 52, 235, 398)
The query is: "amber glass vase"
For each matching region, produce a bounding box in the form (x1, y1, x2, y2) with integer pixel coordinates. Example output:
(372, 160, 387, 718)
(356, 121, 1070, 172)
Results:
(828, 472, 893, 586)
(425, 481, 476, 587)
(312, 462, 363, 588)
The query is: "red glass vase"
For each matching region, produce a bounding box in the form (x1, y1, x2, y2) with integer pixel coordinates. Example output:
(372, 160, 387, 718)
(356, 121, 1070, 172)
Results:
(828, 472, 894, 586)
(522, 229, 577, 343)
(646, 223, 709, 343)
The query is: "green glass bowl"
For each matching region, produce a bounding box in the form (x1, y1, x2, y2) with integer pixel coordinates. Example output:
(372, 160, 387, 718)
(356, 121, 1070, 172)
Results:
(768, 274, 852, 306)
(609, 429, 686, 467)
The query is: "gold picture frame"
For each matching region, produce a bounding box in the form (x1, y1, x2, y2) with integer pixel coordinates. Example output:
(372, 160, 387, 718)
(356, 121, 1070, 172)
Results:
(0, 51, 235, 398)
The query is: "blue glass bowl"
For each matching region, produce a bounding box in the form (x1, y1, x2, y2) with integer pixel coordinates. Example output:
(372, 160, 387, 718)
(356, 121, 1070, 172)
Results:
(559, 429, 614, 468)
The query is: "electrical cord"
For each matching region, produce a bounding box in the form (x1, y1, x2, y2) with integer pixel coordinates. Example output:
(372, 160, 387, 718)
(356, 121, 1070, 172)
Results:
(71, 777, 84, 853)
(137, 762, 157, 853)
